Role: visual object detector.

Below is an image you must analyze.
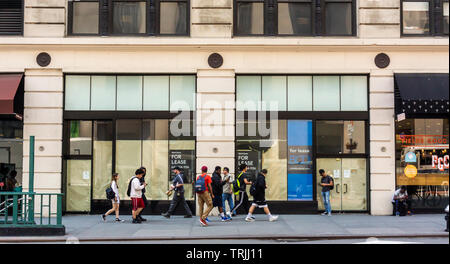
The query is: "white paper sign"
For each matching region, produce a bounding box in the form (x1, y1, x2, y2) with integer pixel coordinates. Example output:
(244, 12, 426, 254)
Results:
(333, 170, 341, 178)
(344, 170, 351, 178)
(83, 171, 90, 180)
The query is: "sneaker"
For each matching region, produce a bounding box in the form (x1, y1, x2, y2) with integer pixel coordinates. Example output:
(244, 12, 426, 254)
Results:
(101, 214, 106, 222)
(132, 218, 141, 224)
(184, 215, 193, 218)
(245, 216, 255, 222)
(269, 215, 279, 222)
(321, 212, 327, 216)
(161, 213, 170, 219)
(115, 218, 124, 223)
(327, 213, 332, 216)
(199, 218, 208, 227)
(250, 216, 256, 220)
(221, 216, 231, 222)
(205, 217, 211, 223)
(138, 215, 147, 222)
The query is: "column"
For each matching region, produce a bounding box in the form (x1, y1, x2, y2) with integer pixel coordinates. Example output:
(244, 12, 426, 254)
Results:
(369, 69, 396, 215)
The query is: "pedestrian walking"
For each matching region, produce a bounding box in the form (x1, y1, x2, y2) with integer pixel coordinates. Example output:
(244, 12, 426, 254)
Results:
(231, 164, 252, 216)
(222, 167, 236, 217)
(162, 166, 193, 218)
(128, 168, 147, 224)
(102, 173, 124, 222)
(137, 166, 148, 222)
(245, 169, 278, 222)
(211, 166, 231, 221)
(195, 166, 214, 227)
(319, 169, 334, 216)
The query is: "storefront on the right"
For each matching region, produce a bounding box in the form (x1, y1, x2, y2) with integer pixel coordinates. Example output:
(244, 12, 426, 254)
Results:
(394, 73, 449, 213)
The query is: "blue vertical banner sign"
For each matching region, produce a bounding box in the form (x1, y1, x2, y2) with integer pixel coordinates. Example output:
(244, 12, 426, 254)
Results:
(287, 120, 313, 200)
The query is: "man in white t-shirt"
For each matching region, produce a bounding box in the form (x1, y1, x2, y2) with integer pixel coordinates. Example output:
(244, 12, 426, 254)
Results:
(392, 186, 412, 216)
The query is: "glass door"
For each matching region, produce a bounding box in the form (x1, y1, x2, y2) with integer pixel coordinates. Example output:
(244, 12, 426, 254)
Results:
(341, 159, 367, 211)
(66, 159, 91, 212)
(316, 158, 367, 212)
(317, 158, 343, 211)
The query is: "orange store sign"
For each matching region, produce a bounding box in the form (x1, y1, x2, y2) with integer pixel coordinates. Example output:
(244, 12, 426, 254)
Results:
(399, 135, 448, 146)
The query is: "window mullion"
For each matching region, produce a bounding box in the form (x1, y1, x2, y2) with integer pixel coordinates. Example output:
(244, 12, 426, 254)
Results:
(433, 0, 443, 35)
(316, 0, 323, 36)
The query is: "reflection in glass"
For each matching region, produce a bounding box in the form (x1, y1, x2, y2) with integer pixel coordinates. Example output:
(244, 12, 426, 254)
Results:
(402, 1, 430, 34)
(92, 121, 113, 200)
(72, 2, 99, 34)
(160, 2, 188, 35)
(444, 2, 449, 35)
(395, 118, 449, 209)
(278, 3, 312, 35)
(236, 2, 264, 35)
(325, 3, 352, 35)
(316, 121, 366, 154)
(66, 160, 91, 212)
(69, 121, 92, 156)
(113, 1, 146, 34)
(116, 120, 142, 199)
(236, 120, 287, 200)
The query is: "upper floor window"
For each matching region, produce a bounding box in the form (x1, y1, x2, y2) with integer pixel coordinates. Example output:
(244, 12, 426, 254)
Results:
(401, 0, 449, 36)
(0, 0, 23, 36)
(68, 0, 189, 36)
(234, 0, 356, 36)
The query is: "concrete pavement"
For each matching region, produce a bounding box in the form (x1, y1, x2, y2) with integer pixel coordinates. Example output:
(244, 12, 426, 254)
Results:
(0, 214, 448, 243)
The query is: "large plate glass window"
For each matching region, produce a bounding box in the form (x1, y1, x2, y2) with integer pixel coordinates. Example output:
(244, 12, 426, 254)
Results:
(395, 118, 449, 210)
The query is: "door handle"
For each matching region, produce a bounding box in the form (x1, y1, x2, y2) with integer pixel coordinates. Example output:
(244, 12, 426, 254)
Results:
(336, 184, 340, 194)
(344, 184, 348, 194)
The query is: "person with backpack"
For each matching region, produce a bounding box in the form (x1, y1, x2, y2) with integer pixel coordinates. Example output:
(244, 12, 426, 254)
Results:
(245, 169, 278, 222)
(161, 166, 193, 218)
(222, 167, 236, 217)
(128, 168, 147, 224)
(137, 166, 148, 222)
(102, 173, 124, 223)
(195, 166, 214, 227)
(211, 166, 231, 221)
(319, 169, 334, 216)
(231, 164, 252, 217)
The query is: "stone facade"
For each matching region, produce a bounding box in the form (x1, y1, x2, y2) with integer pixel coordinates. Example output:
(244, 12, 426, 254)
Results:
(0, 0, 448, 216)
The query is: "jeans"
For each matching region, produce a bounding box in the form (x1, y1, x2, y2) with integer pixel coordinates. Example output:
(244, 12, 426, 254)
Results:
(222, 193, 235, 214)
(167, 191, 192, 216)
(321, 191, 331, 214)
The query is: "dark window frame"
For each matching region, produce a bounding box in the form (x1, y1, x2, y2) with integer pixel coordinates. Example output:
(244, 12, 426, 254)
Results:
(401, 0, 449, 36)
(233, 0, 357, 37)
(0, 0, 24, 36)
(68, 0, 190, 36)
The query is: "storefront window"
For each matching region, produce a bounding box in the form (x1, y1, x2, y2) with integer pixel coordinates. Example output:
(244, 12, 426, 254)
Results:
(396, 118, 449, 210)
(0, 120, 23, 189)
(316, 121, 366, 154)
(92, 121, 113, 200)
(69, 121, 92, 156)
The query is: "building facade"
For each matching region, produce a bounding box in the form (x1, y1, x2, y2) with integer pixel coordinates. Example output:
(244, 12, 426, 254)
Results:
(0, 0, 448, 216)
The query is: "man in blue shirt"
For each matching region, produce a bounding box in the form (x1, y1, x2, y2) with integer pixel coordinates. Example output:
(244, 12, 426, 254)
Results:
(162, 167, 193, 218)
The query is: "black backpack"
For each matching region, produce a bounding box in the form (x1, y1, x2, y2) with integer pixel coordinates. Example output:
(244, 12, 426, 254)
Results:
(249, 181, 257, 196)
(106, 187, 115, 200)
(329, 176, 335, 190)
(127, 177, 136, 197)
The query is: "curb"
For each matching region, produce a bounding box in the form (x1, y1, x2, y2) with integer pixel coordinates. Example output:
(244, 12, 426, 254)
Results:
(1, 233, 448, 243)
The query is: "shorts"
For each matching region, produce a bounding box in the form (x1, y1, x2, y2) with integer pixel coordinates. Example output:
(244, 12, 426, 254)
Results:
(212, 195, 223, 208)
(111, 197, 120, 204)
(131, 197, 145, 211)
(252, 200, 268, 208)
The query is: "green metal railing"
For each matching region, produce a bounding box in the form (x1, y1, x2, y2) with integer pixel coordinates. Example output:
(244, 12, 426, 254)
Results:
(0, 192, 63, 228)
(0, 136, 64, 229)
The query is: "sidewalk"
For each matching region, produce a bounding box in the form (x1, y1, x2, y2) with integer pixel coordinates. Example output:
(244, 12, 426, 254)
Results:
(1, 214, 448, 242)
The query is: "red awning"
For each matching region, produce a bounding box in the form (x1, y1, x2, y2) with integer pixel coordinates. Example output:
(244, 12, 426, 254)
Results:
(0, 74, 23, 115)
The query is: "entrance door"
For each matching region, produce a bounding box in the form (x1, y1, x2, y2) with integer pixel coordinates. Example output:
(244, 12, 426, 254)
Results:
(66, 159, 91, 212)
(316, 158, 367, 212)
